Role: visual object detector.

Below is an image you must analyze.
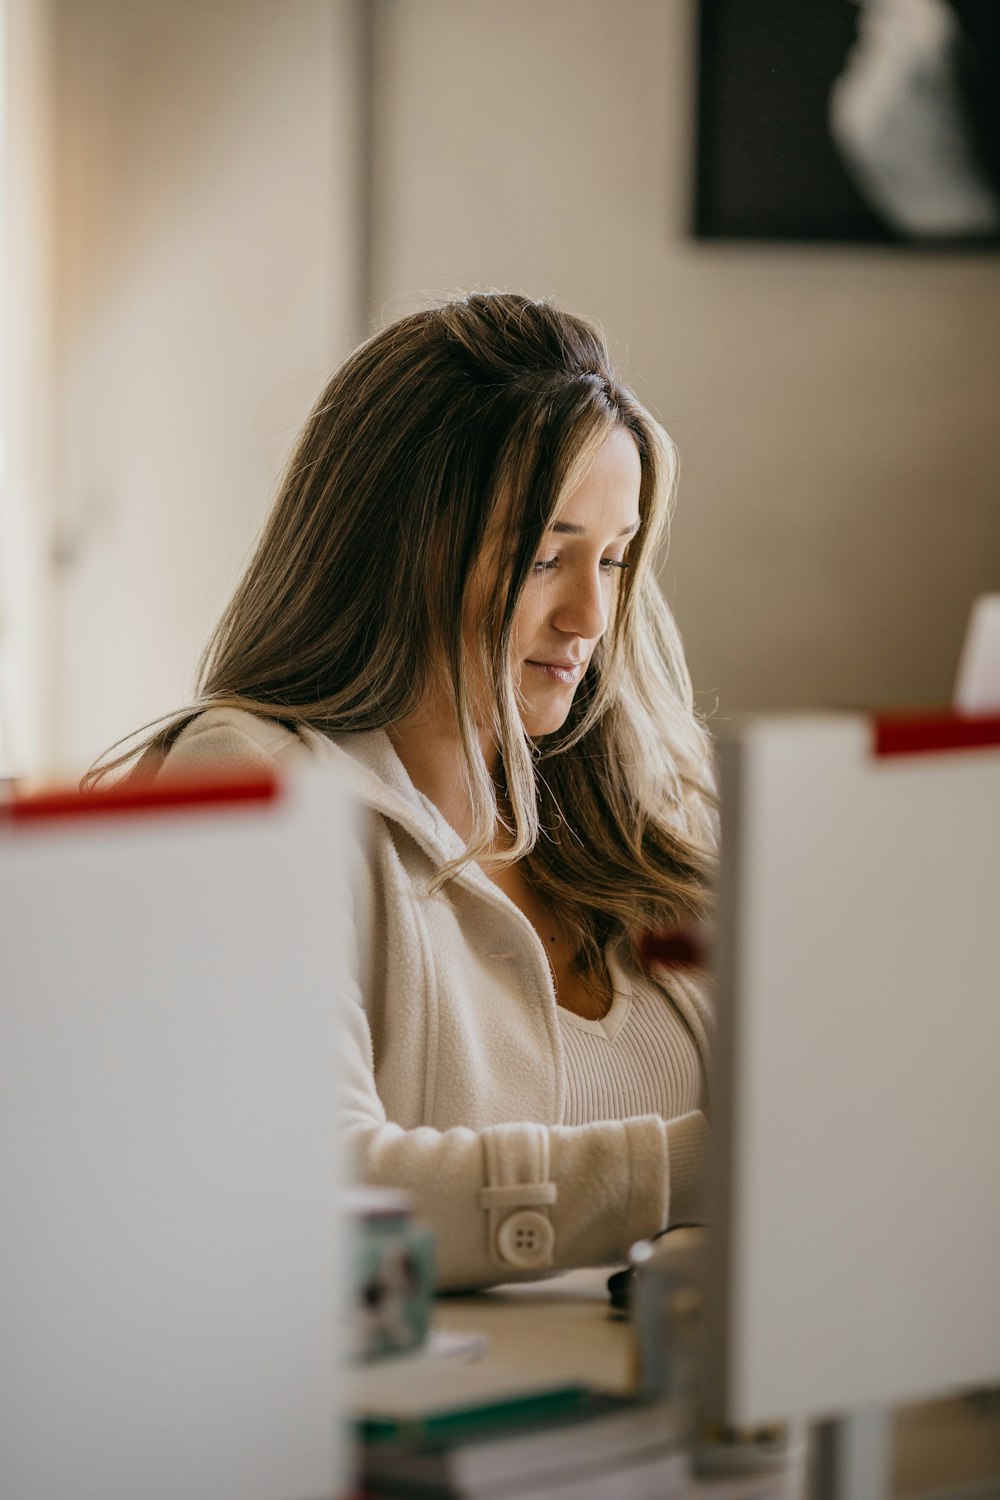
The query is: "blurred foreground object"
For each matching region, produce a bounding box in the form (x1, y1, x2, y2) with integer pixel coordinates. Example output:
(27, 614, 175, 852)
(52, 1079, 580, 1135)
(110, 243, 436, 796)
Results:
(704, 708, 1000, 1497)
(348, 1186, 435, 1362)
(955, 593, 1000, 714)
(0, 765, 358, 1500)
(639, 925, 711, 973)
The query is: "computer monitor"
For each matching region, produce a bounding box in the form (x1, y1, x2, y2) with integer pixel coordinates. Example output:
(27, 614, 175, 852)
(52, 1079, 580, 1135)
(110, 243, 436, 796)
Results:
(0, 764, 357, 1500)
(703, 710, 1000, 1430)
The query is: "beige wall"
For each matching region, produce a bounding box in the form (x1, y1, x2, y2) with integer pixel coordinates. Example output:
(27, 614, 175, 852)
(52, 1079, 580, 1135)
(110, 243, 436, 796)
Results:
(370, 0, 1000, 715)
(1, 0, 59, 776)
(45, 0, 366, 774)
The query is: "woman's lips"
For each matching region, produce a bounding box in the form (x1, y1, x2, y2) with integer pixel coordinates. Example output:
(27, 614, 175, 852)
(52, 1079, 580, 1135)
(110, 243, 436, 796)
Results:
(526, 659, 583, 685)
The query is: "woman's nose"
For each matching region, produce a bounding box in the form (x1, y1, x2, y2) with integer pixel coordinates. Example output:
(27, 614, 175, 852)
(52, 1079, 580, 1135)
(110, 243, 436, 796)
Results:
(550, 568, 608, 641)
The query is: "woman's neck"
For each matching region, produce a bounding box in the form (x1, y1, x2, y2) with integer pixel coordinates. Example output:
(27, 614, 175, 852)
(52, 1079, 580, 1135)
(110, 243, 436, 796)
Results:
(388, 708, 498, 846)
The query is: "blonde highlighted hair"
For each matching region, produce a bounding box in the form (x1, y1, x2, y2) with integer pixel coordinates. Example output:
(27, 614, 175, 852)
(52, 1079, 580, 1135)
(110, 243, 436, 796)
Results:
(87, 292, 716, 978)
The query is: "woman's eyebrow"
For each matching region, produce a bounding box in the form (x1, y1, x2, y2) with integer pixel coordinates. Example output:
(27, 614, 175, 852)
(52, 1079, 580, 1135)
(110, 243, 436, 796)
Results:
(550, 519, 642, 538)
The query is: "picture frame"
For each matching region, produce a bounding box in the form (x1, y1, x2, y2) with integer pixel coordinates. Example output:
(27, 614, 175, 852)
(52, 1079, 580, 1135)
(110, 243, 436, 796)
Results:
(693, 0, 1000, 247)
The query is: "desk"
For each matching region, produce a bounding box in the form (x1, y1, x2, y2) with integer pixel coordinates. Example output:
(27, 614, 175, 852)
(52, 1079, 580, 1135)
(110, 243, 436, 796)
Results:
(428, 1272, 1000, 1500)
(427, 1268, 795, 1499)
(435, 1268, 634, 1394)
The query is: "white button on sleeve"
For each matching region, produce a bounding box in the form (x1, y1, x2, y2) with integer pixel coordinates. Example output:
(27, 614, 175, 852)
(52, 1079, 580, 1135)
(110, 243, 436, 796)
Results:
(495, 1209, 556, 1269)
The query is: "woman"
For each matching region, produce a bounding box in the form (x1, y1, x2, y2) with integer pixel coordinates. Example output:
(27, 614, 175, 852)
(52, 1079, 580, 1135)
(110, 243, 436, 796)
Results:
(89, 292, 717, 1289)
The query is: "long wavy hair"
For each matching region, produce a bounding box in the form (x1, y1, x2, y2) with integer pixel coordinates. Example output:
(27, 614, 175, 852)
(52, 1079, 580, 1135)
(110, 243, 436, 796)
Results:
(87, 292, 716, 980)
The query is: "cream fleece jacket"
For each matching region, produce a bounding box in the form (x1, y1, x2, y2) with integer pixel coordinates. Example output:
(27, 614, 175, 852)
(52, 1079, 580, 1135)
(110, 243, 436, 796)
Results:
(161, 708, 712, 1289)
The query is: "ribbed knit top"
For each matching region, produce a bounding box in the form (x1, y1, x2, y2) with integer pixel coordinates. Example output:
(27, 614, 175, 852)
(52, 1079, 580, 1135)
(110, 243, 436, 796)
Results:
(557, 954, 704, 1127)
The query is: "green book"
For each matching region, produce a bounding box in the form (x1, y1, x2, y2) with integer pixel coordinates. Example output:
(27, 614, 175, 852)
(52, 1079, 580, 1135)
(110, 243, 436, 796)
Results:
(358, 1382, 591, 1445)
(362, 1393, 686, 1498)
(351, 1352, 593, 1446)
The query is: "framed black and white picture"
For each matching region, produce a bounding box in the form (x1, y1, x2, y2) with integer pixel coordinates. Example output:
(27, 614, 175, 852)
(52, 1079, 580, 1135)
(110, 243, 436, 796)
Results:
(694, 0, 1000, 245)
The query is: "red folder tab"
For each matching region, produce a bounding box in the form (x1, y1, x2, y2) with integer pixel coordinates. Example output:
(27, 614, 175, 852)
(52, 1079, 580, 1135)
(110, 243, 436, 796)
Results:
(639, 928, 709, 971)
(873, 711, 1000, 758)
(1, 772, 279, 824)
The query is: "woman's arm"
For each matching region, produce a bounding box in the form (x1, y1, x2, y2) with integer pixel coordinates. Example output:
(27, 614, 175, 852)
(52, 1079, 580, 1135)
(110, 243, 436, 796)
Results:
(340, 979, 709, 1288)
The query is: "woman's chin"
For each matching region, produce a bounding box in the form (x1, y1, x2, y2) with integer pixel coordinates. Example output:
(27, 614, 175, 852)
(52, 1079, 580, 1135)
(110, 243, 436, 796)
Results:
(519, 703, 573, 740)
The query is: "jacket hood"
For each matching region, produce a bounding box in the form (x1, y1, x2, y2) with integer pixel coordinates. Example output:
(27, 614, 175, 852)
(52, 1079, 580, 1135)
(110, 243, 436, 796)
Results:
(302, 726, 470, 874)
(302, 723, 714, 1070)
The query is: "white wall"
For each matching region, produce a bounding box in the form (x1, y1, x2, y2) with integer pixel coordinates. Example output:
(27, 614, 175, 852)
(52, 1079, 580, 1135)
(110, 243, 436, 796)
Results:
(47, 0, 366, 775)
(370, 0, 1000, 715)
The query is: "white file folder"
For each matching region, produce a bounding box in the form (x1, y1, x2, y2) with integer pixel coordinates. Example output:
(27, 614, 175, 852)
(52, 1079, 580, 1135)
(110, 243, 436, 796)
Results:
(0, 764, 356, 1500)
(705, 711, 1000, 1426)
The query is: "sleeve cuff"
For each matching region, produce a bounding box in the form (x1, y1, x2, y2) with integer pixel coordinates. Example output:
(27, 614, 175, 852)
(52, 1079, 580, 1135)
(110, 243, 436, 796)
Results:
(665, 1110, 711, 1227)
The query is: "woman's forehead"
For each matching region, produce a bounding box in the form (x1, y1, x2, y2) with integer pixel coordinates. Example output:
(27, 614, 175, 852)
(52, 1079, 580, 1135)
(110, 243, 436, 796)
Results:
(552, 428, 643, 533)
(469, 424, 644, 573)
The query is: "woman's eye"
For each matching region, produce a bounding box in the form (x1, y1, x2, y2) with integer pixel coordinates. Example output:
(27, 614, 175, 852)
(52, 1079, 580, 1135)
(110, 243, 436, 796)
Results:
(532, 555, 630, 575)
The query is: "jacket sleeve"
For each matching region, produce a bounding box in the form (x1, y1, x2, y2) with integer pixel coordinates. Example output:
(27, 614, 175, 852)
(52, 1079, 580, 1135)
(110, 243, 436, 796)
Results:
(160, 715, 711, 1290)
(339, 968, 710, 1288)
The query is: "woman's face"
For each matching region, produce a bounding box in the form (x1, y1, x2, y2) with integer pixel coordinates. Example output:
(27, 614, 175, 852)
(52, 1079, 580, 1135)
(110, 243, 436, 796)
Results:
(508, 425, 643, 739)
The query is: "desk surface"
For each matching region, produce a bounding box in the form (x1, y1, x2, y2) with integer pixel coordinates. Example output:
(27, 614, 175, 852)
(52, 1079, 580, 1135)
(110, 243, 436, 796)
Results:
(435, 1268, 633, 1394)
(432, 1271, 1000, 1499)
